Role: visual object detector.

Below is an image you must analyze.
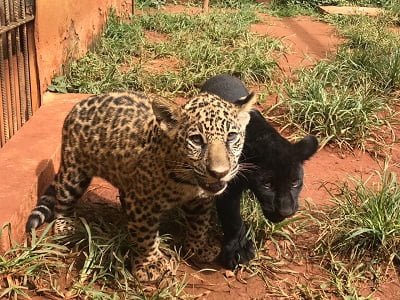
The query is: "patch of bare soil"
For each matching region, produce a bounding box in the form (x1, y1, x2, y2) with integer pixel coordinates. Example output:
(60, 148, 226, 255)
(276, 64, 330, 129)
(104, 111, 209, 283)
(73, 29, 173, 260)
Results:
(145, 30, 170, 43)
(143, 56, 181, 74)
(118, 30, 182, 75)
(136, 4, 203, 16)
(251, 14, 343, 74)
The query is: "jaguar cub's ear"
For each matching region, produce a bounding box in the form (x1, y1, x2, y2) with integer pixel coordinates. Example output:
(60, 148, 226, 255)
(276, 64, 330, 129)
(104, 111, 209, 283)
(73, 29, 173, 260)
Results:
(235, 92, 257, 127)
(151, 96, 180, 138)
(293, 135, 319, 162)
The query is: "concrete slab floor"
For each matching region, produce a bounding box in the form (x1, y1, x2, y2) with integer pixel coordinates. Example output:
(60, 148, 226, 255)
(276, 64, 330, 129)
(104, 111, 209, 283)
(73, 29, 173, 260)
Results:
(318, 6, 385, 16)
(0, 93, 88, 251)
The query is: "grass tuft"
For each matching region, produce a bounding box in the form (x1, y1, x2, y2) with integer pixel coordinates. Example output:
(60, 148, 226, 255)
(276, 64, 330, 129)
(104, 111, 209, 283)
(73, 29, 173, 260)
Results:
(317, 162, 400, 264)
(0, 212, 187, 299)
(301, 161, 400, 298)
(0, 222, 69, 299)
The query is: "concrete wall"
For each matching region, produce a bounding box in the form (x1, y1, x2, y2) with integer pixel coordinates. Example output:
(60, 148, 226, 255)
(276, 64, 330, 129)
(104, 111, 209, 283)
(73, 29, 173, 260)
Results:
(35, 0, 132, 97)
(0, 1, 132, 251)
(0, 94, 84, 251)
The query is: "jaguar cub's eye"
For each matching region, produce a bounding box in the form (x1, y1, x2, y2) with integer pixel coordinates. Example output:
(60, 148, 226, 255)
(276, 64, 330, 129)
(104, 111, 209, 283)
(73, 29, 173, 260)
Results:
(292, 180, 301, 188)
(227, 132, 239, 143)
(189, 134, 204, 146)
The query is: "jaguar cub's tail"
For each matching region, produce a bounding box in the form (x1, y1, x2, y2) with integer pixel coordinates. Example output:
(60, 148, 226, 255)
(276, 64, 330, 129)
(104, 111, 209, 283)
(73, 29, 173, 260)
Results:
(25, 184, 56, 232)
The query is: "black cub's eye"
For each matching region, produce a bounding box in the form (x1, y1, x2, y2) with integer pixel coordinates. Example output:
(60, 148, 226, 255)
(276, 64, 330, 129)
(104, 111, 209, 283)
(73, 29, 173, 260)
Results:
(264, 182, 272, 190)
(292, 180, 301, 188)
(189, 134, 204, 146)
(227, 132, 238, 143)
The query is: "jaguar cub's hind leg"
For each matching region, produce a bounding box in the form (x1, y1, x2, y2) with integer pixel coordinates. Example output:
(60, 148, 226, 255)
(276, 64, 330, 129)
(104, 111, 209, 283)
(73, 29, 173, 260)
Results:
(53, 164, 92, 234)
(182, 198, 220, 264)
(26, 159, 92, 234)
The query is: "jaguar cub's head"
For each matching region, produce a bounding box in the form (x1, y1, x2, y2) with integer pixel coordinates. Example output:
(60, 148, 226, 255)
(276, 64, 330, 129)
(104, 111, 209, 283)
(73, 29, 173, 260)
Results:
(152, 92, 256, 195)
(251, 135, 318, 223)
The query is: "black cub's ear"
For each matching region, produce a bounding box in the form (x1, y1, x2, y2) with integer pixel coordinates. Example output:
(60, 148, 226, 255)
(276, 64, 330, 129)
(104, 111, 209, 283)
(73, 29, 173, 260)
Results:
(235, 92, 257, 128)
(293, 135, 318, 162)
(235, 92, 256, 107)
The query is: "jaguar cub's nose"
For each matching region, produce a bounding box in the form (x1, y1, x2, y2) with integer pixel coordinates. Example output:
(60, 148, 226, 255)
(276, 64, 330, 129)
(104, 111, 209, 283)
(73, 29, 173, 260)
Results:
(207, 142, 230, 179)
(278, 207, 296, 218)
(207, 167, 229, 179)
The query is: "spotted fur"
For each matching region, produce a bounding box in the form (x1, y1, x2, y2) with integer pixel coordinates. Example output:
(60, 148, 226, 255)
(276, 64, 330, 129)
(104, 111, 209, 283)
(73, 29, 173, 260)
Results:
(25, 91, 256, 282)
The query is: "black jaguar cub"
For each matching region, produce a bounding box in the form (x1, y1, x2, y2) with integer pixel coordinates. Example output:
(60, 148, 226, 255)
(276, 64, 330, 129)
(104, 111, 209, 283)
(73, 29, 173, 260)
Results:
(201, 74, 318, 269)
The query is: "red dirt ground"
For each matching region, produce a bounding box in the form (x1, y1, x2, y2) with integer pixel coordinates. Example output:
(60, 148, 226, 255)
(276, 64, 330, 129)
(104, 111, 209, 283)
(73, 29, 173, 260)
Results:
(77, 5, 400, 299)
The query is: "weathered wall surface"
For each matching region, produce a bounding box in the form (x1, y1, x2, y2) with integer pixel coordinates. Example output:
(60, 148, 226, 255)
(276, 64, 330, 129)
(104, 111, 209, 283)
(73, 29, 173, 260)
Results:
(35, 0, 132, 97)
(0, 94, 85, 251)
(0, 1, 132, 251)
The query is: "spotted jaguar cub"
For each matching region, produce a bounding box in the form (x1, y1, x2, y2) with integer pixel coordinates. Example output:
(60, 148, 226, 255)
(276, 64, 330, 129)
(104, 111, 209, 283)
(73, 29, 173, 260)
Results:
(25, 91, 256, 282)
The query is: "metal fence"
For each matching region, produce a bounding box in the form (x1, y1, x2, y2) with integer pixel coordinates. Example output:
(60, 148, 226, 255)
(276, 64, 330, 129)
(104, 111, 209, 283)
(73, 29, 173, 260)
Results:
(0, 0, 38, 147)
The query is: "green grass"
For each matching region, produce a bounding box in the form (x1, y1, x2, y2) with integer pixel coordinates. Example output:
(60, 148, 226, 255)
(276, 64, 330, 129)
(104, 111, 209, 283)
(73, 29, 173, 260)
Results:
(0, 213, 187, 299)
(299, 162, 400, 298)
(50, 9, 282, 96)
(317, 163, 400, 264)
(0, 223, 69, 299)
(278, 14, 399, 150)
(66, 217, 187, 299)
(282, 64, 395, 149)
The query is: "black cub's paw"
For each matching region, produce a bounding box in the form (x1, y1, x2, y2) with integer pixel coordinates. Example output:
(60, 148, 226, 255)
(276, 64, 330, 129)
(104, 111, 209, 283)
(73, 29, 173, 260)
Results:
(219, 236, 255, 270)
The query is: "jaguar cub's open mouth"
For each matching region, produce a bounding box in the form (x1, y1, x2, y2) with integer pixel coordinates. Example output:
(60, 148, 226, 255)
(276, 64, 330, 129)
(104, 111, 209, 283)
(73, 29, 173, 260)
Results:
(202, 181, 227, 194)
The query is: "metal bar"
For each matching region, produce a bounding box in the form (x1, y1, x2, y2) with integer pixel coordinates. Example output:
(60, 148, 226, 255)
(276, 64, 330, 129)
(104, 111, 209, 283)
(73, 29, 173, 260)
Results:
(0, 0, 36, 147)
(22, 25, 31, 118)
(0, 34, 10, 143)
(5, 0, 18, 135)
(12, 0, 22, 129)
(0, 15, 34, 35)
(16, 27, 26, 125)
(15, 0, 27, 124)
(13, 0, 18, 21)
(21, 0, 32, 118)
(26, 23, 39, 112)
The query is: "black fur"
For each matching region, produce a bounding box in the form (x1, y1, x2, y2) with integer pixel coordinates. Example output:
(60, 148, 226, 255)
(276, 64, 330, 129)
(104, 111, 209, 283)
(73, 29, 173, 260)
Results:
(201, 74, 318, 269)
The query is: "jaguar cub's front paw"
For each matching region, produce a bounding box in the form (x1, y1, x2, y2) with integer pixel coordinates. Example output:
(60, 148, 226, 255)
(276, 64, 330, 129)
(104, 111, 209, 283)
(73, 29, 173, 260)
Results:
(185, 236, 220, 263)
(220, 237, 255, 269)
(54, 217, 77, 235)
(132, 251, 176, 282)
